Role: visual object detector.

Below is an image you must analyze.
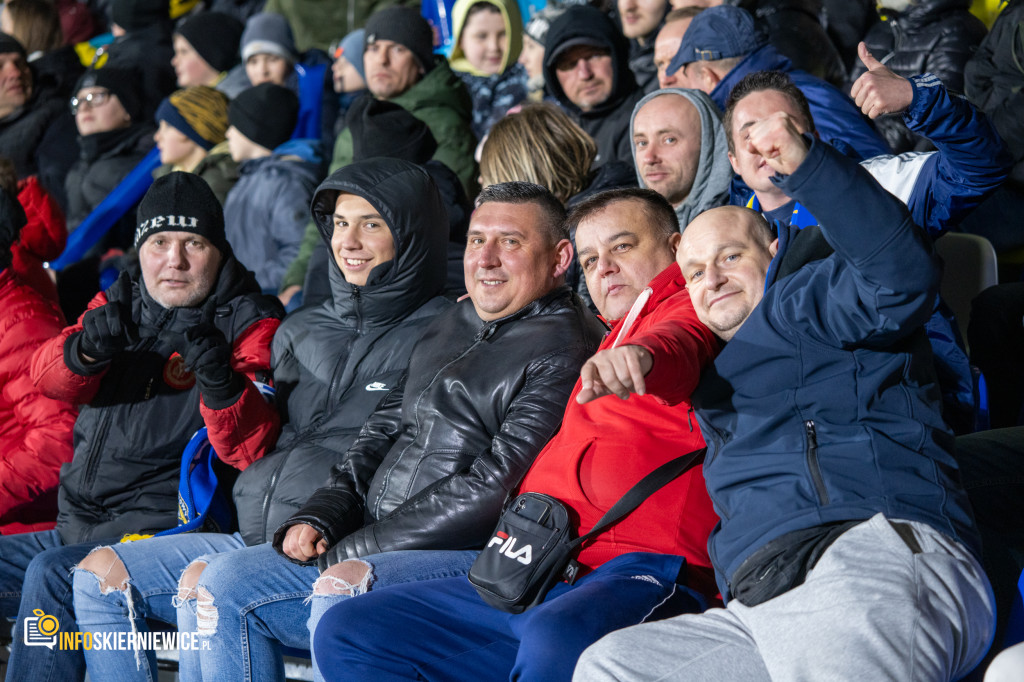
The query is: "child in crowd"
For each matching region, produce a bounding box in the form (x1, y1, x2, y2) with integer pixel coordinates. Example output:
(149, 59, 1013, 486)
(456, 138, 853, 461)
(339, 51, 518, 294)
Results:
(172, 11, 245, 97)
(326, 28, 367, 141)
(449, 0, 527, 139)
(240, 11, 298, 87)
(520, 5, 564, 102)
(153, 85, 237, 205)
(223, 83, 319, 292)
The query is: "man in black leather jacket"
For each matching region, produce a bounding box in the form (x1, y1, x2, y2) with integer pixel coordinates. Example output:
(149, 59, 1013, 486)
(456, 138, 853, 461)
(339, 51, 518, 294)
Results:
(173, 181, 606, 681)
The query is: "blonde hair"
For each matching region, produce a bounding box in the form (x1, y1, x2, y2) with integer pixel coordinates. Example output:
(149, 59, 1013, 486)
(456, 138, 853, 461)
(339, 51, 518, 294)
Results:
(3, 0, 63, 54)
(479, 103, 596, 205)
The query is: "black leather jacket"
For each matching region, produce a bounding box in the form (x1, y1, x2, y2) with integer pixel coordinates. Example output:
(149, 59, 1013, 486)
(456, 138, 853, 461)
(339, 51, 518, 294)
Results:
(276, 286, 607, 569)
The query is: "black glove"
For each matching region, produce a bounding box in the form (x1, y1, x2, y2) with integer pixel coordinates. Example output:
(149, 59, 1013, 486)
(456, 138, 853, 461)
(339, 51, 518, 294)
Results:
(165, 299, 244, 406)
(79, 271, 138, 363)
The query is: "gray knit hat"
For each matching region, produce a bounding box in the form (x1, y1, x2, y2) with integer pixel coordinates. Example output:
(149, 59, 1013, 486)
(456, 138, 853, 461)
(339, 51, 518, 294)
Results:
(241, 12, 298, 64)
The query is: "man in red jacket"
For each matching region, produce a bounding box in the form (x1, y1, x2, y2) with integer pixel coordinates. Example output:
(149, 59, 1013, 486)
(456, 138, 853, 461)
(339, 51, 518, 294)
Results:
(1, 172, 283, 682)
(0, 186, 76, 535)
(312, 187, 720, 682)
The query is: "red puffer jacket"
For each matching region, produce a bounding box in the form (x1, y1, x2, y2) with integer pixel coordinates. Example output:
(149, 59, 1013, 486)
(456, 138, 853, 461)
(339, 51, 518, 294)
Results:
(13, 176, 67, 308)
(0, 268, 77, 534)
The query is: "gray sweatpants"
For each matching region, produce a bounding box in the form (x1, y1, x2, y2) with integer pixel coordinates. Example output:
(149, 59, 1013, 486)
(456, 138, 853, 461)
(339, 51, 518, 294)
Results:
(574, 514, 995, 682)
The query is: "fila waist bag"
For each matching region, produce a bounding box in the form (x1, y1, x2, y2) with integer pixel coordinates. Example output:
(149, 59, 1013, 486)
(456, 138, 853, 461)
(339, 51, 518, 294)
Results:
(468, 447, 705, 614)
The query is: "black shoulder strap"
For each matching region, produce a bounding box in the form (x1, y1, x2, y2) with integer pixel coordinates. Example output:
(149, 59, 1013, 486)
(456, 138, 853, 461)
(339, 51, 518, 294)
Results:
(571, 447, 706, 550)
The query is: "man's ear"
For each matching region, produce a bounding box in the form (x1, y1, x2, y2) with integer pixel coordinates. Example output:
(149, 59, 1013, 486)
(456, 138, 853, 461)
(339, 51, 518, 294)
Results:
(727, 150, 740, 174)
(553, 238, 573, 279)
(699, 63, 721, 93)
(769, 237, 779, 258)
(668, 231, 682, 254)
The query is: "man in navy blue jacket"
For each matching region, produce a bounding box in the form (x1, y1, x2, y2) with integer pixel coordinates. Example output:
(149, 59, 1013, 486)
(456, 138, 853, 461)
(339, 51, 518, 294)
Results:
(575, 107, 993, 679)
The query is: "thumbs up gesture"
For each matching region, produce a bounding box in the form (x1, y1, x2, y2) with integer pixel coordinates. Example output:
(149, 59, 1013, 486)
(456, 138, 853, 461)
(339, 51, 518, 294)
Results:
(850, 41, 914, 119)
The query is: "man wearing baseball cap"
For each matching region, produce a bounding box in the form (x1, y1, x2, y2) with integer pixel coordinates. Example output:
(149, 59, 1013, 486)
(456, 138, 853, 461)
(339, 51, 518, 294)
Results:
(0, 172, 283, 681)
(666, 4, 887, 160)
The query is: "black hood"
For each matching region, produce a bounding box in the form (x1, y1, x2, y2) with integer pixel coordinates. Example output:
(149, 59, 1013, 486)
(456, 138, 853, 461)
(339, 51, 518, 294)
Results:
(542, 5, 638, 118)
(883, 0, 973, 27)
(310, 157, 448, 326)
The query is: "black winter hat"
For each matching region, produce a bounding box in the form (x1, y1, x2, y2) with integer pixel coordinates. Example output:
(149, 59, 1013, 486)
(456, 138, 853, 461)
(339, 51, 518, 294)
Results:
(73, 67, 143, 122)
(0, 188, 27, 269)
(228, 82, 298, 151)
(0, 32, 26, 59)
(134, 172, 229, 255)
(111, 0, 169, 32)
(175, 12, 244, 73)
(348, 97, 437, 164)
(364, 7, 435, 72)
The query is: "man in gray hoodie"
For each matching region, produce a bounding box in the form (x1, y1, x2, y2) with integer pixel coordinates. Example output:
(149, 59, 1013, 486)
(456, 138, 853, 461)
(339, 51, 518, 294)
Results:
(629, 88, 733, 227)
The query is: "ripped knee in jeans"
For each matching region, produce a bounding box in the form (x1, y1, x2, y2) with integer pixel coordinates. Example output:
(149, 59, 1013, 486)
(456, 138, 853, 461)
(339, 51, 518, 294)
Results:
(310, 560, 374, 598)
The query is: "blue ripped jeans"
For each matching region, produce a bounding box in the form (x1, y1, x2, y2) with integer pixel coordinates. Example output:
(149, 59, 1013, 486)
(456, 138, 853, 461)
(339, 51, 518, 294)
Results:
(186, 541, 478, 682)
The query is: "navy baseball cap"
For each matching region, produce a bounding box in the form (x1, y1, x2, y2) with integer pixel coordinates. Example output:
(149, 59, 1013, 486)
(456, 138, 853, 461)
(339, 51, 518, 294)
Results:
(667, 5, 767, 76)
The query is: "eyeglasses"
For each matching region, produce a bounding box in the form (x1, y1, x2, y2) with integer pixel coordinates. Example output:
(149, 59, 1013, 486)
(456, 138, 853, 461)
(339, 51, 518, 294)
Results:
(70, 90, 112, 115)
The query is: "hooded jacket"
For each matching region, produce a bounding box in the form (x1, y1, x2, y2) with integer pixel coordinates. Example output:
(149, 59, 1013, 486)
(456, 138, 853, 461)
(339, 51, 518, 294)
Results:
(852, 0, 987, 152)
(231, 159, 451, 545)
(629, 88, 733, 228)
(0, 267, 77, 535)
(279, 283, 607, 568)
(449, 0, 528, 139)
(543, 5, 645, 168)
(31, 255, 283, 544)
(224, 143, 321, 292)
(710, 43, 889, 160)
(693, 140, 980, 600)
(330, 59, 478, 196)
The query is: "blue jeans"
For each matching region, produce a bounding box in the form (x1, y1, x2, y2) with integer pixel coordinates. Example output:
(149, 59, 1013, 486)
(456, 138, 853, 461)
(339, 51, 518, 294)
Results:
(189, 542, 479, 682)
(313, 552, 704, 682)
(72, 531, 246, 682)
(0, 529, 116, 682)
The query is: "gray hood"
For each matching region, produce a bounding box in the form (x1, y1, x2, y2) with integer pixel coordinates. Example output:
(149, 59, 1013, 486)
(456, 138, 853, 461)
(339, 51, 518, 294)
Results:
(629, 88, 733, 228)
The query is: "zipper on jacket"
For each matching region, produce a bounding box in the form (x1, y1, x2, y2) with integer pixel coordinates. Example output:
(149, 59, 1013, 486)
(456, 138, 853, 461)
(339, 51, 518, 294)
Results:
(352, 287, 363, 333)
(143, 378, 154, 400)
(804, 420, 830, 506)
(82, 409, 113, 491)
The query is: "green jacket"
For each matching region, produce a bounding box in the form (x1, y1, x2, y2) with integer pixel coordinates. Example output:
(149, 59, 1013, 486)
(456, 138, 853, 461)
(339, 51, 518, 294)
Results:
(153, 142, 239, 207)
(264, 0, 420, 53)
(281, 59, 477, 291)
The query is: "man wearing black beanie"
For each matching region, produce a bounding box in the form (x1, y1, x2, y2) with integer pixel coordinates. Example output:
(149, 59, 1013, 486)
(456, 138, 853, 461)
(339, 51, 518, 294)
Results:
(224, 83, 320, 292)
(2, 171, 285, 682)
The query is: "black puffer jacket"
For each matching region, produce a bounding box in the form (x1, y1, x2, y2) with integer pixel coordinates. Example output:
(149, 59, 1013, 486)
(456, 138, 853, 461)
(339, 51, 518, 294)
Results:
(965, 0, 1024, 172)
(51, 256, 282, 544)
(544, 5, 645, 167)
(279, 285, 607, 569)
(730, 0, 847, 87)
(232, 159, 451, 546)
(65, 124, 156, 236)
(853, 0, 988, 152)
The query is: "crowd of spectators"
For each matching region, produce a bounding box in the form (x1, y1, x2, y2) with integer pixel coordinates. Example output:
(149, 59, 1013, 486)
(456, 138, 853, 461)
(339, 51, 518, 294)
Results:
(0, 0, 1022, 680)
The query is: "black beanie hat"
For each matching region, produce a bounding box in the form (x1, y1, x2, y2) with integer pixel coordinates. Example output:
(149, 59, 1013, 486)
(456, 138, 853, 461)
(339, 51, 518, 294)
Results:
(229, 83, 298, 151)
(365, 7, 435, 73)
(0, 32, 26, 59)
(348, 97, 437, 164)
(175, 12, 244, 73)
(111, 0, 169, 32)
(0, 188, 27, 269)
(73, 67, 143, 122)
(134, 172, 229, 255)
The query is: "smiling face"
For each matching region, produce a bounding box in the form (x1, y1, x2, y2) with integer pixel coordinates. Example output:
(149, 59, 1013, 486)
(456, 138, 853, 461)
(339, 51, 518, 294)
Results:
(459, 5, 507, 75)
(553, 44, 614, 112)
(172, 35, 220, 87)
(727, 89, 809, 211)
(618, 0, 668, 40)
(677, 207, 776, 341)
(329, 192, 396, 286)
(139, 231, 222, 308)
(464, 200, 570, 321)
(364, 38, 423, 100)
(576, 199, 679, 321)
(246, 53, 290, 86)
(633, 94, 702, 208)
